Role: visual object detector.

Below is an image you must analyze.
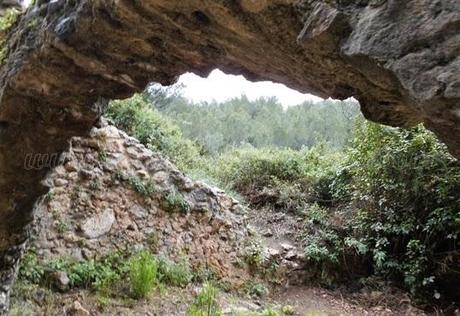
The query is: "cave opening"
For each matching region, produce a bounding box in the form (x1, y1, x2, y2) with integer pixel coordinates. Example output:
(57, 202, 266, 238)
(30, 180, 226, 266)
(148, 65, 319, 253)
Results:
(0, 0, 459, 314)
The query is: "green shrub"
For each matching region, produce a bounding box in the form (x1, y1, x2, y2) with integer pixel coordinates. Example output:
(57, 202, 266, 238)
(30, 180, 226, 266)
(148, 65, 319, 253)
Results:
(128, 251, 159, 299)
(164, 191, 190, 213)
(244, 281, 269, 298)
(0, 8, 20, 64)
(307, 121, 460, 301)
(209, 145, 341, 210)
(46, 252, 126, 290)
(157, 256, 193, 287)
(302, 203, 344, 286)
(187, 282, 221, 316)
(106, 94, 204, 171)
(0, 9, 19, 32)
(18, 251, 45, 284)
(19, 251, 129, 293)
(342, 122, 460, 300)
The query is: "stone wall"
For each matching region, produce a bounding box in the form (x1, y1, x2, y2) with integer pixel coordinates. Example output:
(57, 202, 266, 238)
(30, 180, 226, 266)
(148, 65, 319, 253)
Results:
(31, 120, 250, 287)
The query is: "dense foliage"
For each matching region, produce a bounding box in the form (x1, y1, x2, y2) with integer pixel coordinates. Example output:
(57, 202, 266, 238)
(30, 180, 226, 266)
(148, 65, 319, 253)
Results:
(0, 8, 19, 64)
(106, 94, 459, 304)
(334, 123, 460, 301)
(106, 94, 204, 171)
(149, 93, 360, 153)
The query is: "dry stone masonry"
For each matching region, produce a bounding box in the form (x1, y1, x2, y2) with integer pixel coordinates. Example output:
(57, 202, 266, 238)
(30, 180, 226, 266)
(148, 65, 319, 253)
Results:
(0, 0, 458, 313)
(32, 120, 250, 287)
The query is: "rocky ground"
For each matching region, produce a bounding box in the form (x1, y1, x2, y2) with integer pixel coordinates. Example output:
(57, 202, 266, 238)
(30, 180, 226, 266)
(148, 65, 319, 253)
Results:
(11, 283, 425, 316)
(8, 121, 430, 316)
(247, 207, 427, 316)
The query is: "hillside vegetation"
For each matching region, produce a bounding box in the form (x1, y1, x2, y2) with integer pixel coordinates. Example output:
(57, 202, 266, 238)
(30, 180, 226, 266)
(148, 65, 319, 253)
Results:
(151, 94, 359, 153)
(106, 92, 460, 308)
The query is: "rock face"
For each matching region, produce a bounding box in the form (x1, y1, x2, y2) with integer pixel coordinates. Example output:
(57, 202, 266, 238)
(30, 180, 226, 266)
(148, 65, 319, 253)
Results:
(31, 120, 249, 286)
(0, 0, 458, 313)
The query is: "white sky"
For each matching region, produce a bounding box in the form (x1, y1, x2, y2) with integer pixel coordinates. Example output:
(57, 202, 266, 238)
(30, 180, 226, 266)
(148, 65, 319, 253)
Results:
(178, 69, 323, 106)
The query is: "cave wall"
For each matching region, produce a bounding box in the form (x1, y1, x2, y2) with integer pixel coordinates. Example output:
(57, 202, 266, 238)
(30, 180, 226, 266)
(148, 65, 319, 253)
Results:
(0, 0, 458, 313)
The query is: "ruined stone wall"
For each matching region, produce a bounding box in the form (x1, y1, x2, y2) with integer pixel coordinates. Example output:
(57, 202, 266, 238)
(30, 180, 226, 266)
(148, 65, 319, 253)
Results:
(31, 120, 250, 287)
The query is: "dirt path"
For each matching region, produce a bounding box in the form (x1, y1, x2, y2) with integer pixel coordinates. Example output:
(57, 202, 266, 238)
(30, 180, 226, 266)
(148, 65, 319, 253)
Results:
(246, 206, 426, 316)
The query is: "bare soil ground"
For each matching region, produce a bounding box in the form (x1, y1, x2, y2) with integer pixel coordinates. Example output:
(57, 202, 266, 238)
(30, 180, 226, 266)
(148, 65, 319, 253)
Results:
(247, 206, 427, 316)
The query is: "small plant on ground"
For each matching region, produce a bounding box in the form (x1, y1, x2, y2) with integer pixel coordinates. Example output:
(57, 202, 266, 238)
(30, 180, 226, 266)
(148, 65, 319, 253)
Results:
(129, 176, 156, 196)
(128, 251, 159, 299)
(55, 220, 69, 234)
(157, 256, 193, 287)
(128, 175, 156, 196)
(187, 282, 221, 316)
(98, 150, 108, 162)
(259, 308, 282, 316)
(244, 281, 269, 298)
(281, 305, 295, 315)
(146, 231, 160, 251)
(193, 268, 217, 283)
(165, 191, 190, 213)
(89, 179, 99, 191)
(113, 169, 156, 196)
(243, 238, 267, 268)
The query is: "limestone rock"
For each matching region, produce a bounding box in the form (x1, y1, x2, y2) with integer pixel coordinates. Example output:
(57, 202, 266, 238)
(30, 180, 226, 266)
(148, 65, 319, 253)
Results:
(53, 179, 68, 187)
(80, 209, 115, 239)
(50, 271, 70, 292)
(66, 301, 90, 316)
(280, 243, 295, 252)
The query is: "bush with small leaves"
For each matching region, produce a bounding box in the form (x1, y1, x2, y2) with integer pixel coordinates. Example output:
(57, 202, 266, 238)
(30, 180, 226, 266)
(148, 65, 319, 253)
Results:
(243, 238, 267, 268)
(244, 281, 269, 298)
(106, 94, 204, 171)
(0, 8, 20, 64)
(157, 256, 193, 287)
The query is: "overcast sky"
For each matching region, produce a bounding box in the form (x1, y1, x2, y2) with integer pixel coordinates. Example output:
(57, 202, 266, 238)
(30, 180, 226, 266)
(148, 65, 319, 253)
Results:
(178, 69, 323, 106)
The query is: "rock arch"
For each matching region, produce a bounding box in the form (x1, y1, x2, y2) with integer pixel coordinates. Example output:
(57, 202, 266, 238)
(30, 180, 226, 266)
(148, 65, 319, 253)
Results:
(0, 0, 458, 312)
